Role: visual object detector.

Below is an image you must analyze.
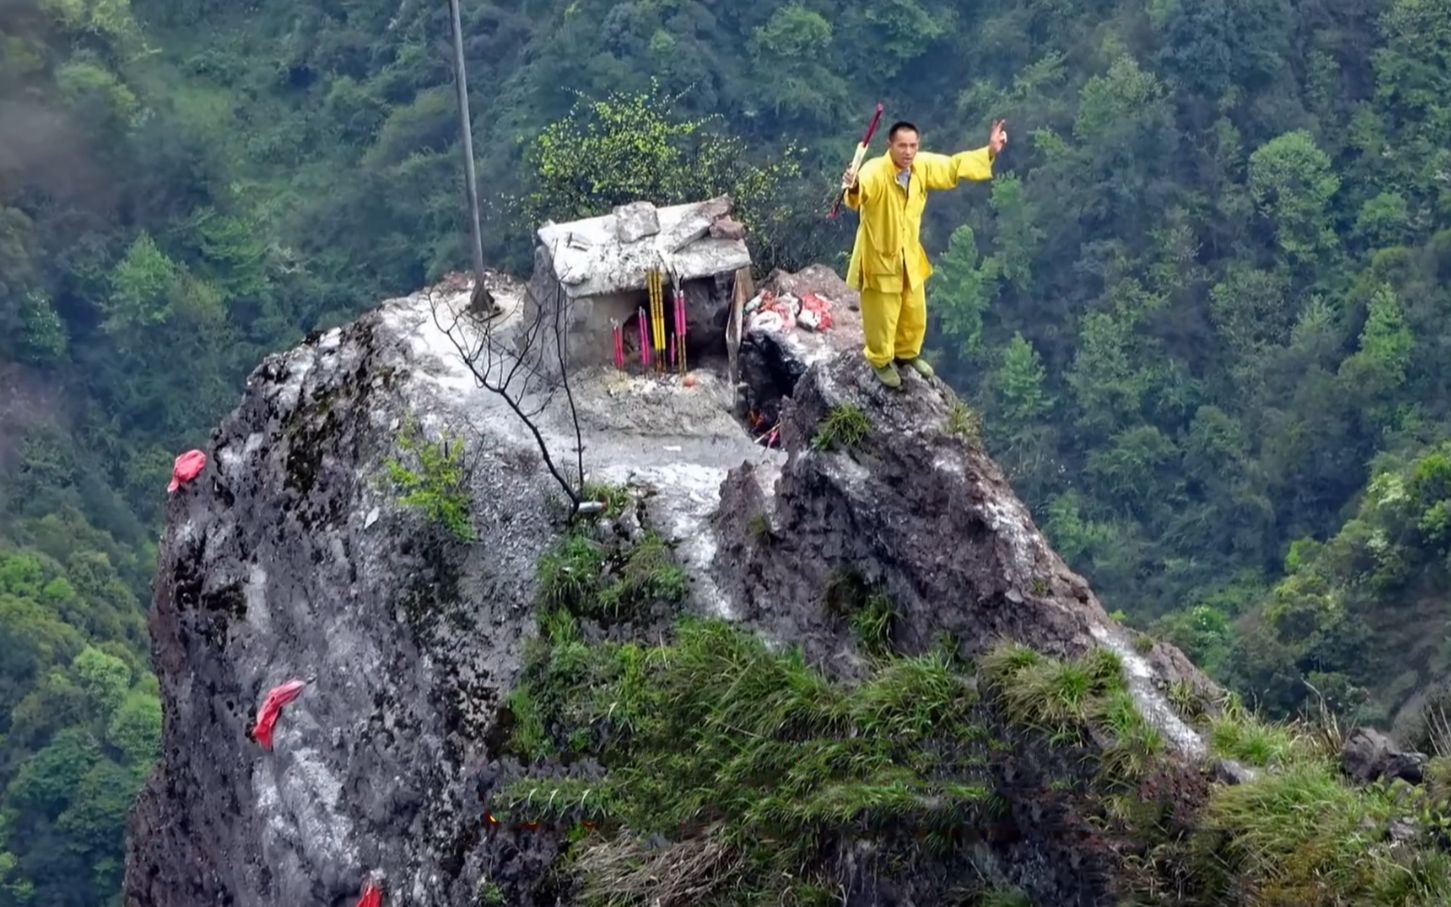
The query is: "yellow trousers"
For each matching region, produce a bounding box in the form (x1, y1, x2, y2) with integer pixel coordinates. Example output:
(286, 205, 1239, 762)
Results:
(860, 282, 927, 368)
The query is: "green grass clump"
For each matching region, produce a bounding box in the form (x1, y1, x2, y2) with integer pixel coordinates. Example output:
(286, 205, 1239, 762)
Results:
(580, 480, 632, 519)
(811, 403, 871, 451)
(536, 532, 686, 621)
(1425, 756, 1451, 794)
(1093, 690, 1165, 782)
(947, 399, 983, 444)
(536, 534, 607, 611)
(595, 533, 687, 619)
(983, 643, 1125, 734)
(1167, 678, 1205, 721)
(850, 592, 896, 658)
(496, 618, 991, 905)
(505, 686, 553, 762)
(979, 643, 1173, 784)
(1199, 763, 1451, 904)
(1208, 708, 1302, 768)
(823, 570, 898, 658)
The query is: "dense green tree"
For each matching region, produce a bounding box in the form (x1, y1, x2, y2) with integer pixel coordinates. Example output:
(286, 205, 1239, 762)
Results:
(748, 6, 847, 128)
(1248, 131, 1341, 268)
(521, 81, 822, 272)
(933, 226, 992, 361)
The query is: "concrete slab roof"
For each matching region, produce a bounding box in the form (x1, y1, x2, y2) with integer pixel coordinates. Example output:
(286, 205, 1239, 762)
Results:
(535, 197, 751, 298)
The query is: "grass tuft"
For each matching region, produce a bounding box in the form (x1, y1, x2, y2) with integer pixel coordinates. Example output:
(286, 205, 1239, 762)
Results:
(850, 592, 897, 658)
(505, 686, 553, 762)
(823, 570, 898, 658)
(947, 399, 983, 444)
(474, 879, 505, 906)
(980, 642, 1166, 786)
(536, 534, 606, 611)
(1208, 711, 1302, 769)
(536, 532, 686, 622)
(595, 533, 688, 619)
(1167, 678, 1205, 721)
(1094, 690, 1165, 782)
(1199, 762, 1451, 904)
(580, 480, 632, 519)
(812, 404, 871, 451)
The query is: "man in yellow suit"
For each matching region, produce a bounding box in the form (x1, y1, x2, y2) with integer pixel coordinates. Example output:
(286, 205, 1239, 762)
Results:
(842, 119, 1008, 387)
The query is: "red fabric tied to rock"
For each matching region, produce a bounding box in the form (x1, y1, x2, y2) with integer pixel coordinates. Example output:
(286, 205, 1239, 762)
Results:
(251, 679, 306, 751)
(168, 449, 207, 493)
(355, 883, 382, 907)
(798, 293, 834, 331)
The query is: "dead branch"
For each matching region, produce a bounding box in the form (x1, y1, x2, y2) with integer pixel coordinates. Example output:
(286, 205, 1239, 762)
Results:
(429, 278, 584, 509)
(547, 257, 586, 496)
(573, 829, 745, 907)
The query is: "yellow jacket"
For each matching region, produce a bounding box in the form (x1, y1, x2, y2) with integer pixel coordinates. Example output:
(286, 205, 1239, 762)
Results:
(844, 147, 994, 293)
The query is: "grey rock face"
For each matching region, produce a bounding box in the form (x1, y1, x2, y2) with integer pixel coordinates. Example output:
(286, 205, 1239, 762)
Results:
(717, 351, 1214, 696)
(708, 216, 746, 240)
(125, 264, 1225, 907)
(1342, 727, 1428, 785)
(124, 275, 774, 907)
(656, 194, 731, 253)
(124, 293, 567, 906)
(713, 351, 1220, 903)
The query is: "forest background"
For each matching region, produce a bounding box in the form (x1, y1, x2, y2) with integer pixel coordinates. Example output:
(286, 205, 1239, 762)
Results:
(3, 0, 1451, 902)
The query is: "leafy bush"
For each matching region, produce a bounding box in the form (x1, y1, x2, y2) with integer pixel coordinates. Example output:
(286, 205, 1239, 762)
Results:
(384, 423, 474, 542)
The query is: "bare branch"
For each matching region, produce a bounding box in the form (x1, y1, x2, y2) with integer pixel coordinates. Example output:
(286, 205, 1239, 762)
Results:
(428, 277, 585, 511)
(550, 274, 586, 490)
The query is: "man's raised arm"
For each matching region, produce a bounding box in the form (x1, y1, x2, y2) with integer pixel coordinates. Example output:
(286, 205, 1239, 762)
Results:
(920, 118, 1008, 192)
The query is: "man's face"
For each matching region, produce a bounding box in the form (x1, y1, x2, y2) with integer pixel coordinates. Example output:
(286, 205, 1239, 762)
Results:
(889, 128, 919, 170)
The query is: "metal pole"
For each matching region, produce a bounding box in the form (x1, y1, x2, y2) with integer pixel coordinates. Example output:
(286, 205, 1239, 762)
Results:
(448, 0, 489, 308)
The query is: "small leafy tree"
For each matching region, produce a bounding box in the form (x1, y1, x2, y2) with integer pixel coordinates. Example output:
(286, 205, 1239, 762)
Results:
(521, 80, 821, 271)
(385, 422, 475, 542)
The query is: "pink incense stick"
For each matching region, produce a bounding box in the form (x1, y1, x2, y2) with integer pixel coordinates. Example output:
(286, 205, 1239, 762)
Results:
(675, 289, 686, 363)
(677, 289, 686, 339)
(638, 307, 652, 369)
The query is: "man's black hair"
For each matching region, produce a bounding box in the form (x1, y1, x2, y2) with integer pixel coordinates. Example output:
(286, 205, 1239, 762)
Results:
(888, 121, 919, 140)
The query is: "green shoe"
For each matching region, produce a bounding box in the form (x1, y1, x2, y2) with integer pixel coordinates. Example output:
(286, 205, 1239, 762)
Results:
(898, 357, 935, 379)
(872, 363, 902, 388)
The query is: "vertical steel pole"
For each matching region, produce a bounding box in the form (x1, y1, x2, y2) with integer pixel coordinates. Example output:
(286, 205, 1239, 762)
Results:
(449, 0, 487, 292)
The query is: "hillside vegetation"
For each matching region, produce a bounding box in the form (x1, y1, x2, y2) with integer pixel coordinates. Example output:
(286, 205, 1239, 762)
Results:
(4, 0, 1451, 901)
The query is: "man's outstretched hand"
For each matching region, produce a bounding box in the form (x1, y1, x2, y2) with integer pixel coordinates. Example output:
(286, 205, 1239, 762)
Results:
(989, 119, 1008, 158)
